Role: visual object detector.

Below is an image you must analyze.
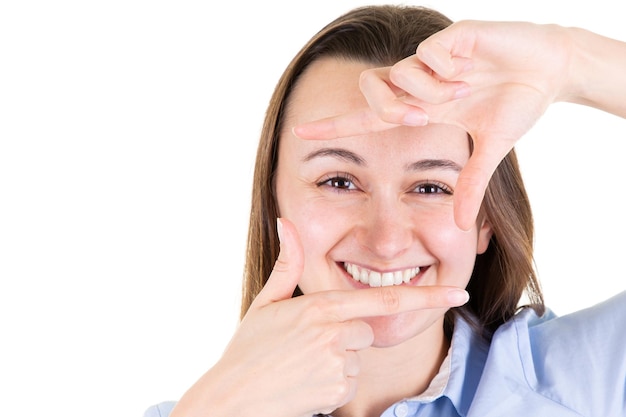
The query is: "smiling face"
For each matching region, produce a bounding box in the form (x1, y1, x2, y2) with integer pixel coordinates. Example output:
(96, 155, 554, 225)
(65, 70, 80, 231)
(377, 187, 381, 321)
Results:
(275, 58, 492, 347)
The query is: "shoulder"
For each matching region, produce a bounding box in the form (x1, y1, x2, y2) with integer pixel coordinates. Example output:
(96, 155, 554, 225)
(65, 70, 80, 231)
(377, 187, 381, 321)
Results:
(143, 401, 177, 417)
(496, 291, 626, 415)
(523, 290, 626, 360)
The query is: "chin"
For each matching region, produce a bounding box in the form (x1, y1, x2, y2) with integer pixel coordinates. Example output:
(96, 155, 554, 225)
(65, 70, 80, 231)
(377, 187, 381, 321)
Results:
(365, 310, 446, 348)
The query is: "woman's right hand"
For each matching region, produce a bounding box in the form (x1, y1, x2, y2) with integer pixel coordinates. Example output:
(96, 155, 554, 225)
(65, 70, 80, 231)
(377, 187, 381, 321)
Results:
(170, 219, 468, 417)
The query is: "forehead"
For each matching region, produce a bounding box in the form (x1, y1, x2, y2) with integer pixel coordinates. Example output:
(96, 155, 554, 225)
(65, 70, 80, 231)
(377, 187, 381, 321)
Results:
(281, 57, 470, 164)
(285, 57, 369, 126)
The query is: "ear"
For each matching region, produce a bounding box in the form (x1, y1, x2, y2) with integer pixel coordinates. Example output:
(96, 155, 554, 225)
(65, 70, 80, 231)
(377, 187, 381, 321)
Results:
(476, 217, 493, 255)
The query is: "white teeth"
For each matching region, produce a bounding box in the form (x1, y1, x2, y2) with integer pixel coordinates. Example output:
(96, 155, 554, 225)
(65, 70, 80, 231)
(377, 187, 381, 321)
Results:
(359, 269, 368, 284)
(403, 269, 412, 283)
(381, 272, 394, 287)
(393, 271, 403, 285)
(344, 263, 421, 287)
(369, 272, 382, 287)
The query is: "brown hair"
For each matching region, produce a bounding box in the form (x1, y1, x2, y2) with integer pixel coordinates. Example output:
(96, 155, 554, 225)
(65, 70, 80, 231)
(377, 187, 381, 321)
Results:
(240, 5, 544, 337)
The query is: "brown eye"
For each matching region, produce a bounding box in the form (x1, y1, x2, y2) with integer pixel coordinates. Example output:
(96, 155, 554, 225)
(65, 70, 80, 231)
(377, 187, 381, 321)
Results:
(329, 177, 354, 189)
(316, 173, 358, 192)
(416, 184, 440, 194)
(414, 182, 452, 195)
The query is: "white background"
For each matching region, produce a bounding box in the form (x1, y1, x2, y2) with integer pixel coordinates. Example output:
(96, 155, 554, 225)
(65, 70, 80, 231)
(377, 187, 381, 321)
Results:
(1, 1, 624, 416)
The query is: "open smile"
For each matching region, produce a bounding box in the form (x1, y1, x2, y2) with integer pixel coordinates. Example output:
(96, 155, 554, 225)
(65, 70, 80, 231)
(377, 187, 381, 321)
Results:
(342, 262, 426, 287)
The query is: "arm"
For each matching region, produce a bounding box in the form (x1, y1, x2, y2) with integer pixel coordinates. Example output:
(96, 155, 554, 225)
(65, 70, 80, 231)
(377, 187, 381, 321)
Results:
(563, 26, 626, 117)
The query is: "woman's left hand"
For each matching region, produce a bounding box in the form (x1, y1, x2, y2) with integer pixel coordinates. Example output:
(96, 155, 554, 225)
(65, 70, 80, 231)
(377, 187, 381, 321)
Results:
(294, 20, 575, 230)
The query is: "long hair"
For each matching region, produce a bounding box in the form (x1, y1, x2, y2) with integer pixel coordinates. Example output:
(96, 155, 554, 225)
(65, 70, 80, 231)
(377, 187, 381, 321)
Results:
(240, 5, 543, 337)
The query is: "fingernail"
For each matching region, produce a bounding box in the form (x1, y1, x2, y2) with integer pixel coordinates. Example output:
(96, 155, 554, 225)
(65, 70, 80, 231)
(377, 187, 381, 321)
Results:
(403, 110, 428, 126)
(454, 85, 471, 99)
(447, 289, 469, 305)
(276, 218, 283, 243)
(291, 126, 303, 139)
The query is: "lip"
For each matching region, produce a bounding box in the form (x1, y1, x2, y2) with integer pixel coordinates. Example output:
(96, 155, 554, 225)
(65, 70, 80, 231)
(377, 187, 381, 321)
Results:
(339, 261, 429, 289)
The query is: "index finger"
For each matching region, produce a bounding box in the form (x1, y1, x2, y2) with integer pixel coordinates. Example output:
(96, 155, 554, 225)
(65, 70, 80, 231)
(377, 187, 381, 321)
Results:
(292, 67, 427, 140)
(292, 107, 402, 140)
(326, 285, 469, 322)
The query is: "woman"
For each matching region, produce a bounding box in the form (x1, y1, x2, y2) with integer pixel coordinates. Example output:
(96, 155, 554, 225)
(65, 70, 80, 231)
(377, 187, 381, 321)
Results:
(146, 5, 626, 417)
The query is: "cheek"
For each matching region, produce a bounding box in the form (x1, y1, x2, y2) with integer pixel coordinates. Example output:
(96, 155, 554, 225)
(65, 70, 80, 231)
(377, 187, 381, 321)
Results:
(276, 167, 357, 254)
(293, 203, 347, 254)
(297, 206, 354, 293)
(277, 189, 356, 290)
(415, 209, 479, 283)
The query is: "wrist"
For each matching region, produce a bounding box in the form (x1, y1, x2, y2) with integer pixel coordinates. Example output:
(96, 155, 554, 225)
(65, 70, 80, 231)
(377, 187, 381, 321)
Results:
(557, 26, 626, 117)
(170, 361, 251, 417)
(555, 26, 594, 105)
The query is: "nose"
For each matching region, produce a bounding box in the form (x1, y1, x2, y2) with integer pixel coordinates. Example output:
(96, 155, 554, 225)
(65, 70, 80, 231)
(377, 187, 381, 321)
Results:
(357, 197, 413, 261)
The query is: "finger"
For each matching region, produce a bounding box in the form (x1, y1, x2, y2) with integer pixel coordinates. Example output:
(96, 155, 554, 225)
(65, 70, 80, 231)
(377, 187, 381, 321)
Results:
(344, 350, 361, 377)
(293, 68, 428, 140)
(314, 376, 358, 417)
(250, 218, 304, 309)
(292, 67, 428, 140)
(339, 320, 374, 351)
(416, 42, 473, 80)
(388, 56, 470, 104)
(292, 107, 400, 140)
(359, 67, 429, 126)
(329, 285, 469, 322)
(416, 22, 477, 79)
(293, 66, 425, 140)
(453, 138, 510, 231)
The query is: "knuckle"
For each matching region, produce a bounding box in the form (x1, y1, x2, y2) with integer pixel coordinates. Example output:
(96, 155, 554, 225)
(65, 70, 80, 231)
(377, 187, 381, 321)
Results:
(359, 67, 407, 125)
(301, 298, 325, 319)
(326, 379, 352, 406)
(377, 104, 402, 123)
(388, 64, 403, 85)
(358, 68, 377, 89)
(327, 351, 346, 374)
(317, 325, 342, 350)
(432, 82, 453, 102)
(272, 256, 289, 274)
(302, 293, 336, 320)
(377, 287, 401, 314)
(457, 168, 489, 189)
(317, 291, 344, 317)
(361, 322, 375, 344)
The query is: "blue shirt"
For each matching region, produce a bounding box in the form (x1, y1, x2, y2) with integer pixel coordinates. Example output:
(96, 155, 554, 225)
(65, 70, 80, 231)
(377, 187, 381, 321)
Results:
(144, 291, 626, 417)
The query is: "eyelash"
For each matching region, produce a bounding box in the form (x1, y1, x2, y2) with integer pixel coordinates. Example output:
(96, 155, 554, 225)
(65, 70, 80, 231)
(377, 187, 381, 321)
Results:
(316, 172, 357, 192)
(317, 174, 453, 195)
(413, 180, 453, 195)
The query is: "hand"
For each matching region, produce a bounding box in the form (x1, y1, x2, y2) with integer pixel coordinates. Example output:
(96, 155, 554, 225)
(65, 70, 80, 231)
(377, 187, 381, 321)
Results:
(171, 218, 469, 417)
(294, 21, 574, 230)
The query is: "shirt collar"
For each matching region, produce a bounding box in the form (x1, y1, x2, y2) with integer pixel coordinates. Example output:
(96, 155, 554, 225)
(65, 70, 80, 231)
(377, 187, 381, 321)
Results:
(407, 313, 490, 416)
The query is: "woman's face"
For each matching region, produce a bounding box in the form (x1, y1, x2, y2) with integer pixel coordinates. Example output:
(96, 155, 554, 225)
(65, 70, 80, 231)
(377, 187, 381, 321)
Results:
(275, 58, 492, 347)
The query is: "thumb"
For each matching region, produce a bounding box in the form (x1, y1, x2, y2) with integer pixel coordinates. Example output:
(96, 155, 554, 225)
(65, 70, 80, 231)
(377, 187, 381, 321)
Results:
(250, 218, 305, 309)
(454, 139, 506, 231)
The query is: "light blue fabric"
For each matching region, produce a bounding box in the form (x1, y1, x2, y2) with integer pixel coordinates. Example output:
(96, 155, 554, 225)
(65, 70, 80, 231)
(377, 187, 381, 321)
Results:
(144, 291, 626, 417)
(143, 401, 176, 417)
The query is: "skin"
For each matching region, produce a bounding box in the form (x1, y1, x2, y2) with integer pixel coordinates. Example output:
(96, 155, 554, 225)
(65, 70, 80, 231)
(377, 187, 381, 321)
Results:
(275, 57, 492, 416)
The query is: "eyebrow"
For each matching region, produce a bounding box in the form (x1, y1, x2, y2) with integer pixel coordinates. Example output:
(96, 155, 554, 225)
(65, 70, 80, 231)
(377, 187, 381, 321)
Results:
(302, 148, 366, 165)
(406, 159, 462, 173)
(302, 147, 462, 172)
